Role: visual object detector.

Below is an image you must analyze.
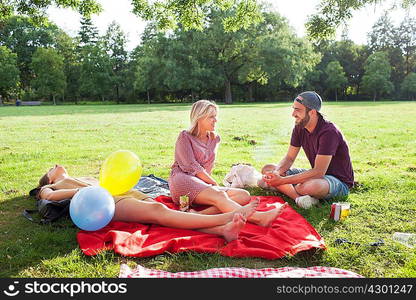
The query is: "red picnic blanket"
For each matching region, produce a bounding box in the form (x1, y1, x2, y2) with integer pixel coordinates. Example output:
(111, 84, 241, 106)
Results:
(77, 196, 326, 259)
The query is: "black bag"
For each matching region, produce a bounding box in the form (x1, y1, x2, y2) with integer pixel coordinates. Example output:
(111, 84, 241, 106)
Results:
(23, 188, 72, 225)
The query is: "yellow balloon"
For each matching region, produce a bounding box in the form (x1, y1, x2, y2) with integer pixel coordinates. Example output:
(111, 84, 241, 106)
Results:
(99, 150, 143, 196)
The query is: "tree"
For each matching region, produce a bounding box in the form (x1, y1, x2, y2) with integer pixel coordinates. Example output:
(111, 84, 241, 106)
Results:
(133, 8, 319, 103)
(401, 72, 416, 100)
(55, 30, 81, 102)
(31, 48, 66, 105)
(79, 45, 113, 101)
(0, 16, 61, 90)
(325, 61, 347, 101)
(307, 0, 416, 40)
(0, 0, 101, 23)
(103, 21, 129, 103)
(190, 9, 318, 103)
(367, 14, 406, 95)
(361, 51, 394, 101)
(0, 46, 20, 98)
(134, 25, 170, 103)
(395, 18, 416, 75)
(2, 0, 261, 32)
(131, 0, 263, 32)
(78, 16, 99, 48)
(368, 13, 396, 52)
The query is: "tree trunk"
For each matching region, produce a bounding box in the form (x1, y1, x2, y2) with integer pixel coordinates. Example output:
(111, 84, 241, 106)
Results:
(373, 91, 376, 102)
(147, 90, 150, 104)
(53, 95, 56, 105)
(116, 84, 120, 104)
(335, 89, 338, 102)
(248, 83, 254, 102)
(191, 89, 195, 102)
(224, 79, 232, 104)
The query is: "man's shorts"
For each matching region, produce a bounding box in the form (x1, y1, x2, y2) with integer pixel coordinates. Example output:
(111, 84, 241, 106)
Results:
(286, 168, 350, 201)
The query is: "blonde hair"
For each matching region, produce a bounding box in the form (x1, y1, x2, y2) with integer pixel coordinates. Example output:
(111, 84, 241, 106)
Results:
(188, 100, 218, 137)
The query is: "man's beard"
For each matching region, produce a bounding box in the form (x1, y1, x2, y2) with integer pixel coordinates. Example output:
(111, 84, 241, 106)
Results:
(296, 113, 310, 128)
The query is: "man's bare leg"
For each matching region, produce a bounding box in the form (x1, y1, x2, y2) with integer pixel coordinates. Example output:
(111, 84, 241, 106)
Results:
(295, 179, 329, 199)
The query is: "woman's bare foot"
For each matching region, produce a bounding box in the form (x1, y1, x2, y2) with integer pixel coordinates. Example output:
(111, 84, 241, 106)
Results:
(250, 202, 288, 227)
(236, 198, 259, 219)
(222, 213, 246, 242)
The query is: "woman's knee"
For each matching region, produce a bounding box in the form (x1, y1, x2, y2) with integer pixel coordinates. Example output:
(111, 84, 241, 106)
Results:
(197, 188, 228, 206)
(230, 189, 250, 204)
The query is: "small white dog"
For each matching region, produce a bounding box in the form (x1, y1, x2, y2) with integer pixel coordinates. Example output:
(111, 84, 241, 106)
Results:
(223, 164, 262, 188)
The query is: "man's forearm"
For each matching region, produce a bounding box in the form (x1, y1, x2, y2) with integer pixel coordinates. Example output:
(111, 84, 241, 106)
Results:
(276, 156, 294, 174)
(281, 168, 323, 185)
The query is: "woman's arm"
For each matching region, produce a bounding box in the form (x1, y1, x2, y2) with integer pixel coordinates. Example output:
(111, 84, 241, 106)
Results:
(40, 187, 79, 201)
(196, 170, 218, 185)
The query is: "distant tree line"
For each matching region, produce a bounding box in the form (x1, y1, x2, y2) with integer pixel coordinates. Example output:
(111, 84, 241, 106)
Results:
(1, 7, 416, 104)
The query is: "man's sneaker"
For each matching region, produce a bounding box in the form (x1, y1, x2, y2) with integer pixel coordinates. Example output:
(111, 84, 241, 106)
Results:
(295, 195, 319, 209)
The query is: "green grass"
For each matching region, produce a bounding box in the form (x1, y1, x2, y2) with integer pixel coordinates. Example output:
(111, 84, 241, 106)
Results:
(1, 101, 415, 278)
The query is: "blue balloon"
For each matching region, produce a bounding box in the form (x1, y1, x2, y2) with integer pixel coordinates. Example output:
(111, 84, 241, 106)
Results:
(70, 186, 115, 231)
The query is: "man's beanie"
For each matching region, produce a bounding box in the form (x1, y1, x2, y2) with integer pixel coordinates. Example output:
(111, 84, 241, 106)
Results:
(295, 91, 322, 111)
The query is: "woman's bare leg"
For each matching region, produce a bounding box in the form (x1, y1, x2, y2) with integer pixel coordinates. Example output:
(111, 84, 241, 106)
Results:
(113, 198, 257, 229)
(193, 187, 287, 227)
(191, 187, 250, 215)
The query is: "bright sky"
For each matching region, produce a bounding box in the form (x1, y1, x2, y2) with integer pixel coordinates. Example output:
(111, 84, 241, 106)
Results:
(47, 0, 416, 51)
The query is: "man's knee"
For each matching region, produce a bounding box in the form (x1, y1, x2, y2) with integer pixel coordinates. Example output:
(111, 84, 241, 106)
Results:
(295, 180, 329, 196)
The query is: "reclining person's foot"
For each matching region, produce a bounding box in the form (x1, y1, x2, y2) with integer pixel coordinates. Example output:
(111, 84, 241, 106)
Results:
(222, 213, 246, 242)
(295, 195, 319, 209)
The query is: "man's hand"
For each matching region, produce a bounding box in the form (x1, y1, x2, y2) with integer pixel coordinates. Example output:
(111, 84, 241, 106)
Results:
(262, 171, 285, 187)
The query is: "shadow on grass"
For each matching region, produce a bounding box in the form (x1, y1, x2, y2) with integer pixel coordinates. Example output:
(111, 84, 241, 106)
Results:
(0, 195, 79, 277)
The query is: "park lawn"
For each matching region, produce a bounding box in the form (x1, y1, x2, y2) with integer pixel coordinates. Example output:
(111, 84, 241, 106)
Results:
(0, 101, 415, 278)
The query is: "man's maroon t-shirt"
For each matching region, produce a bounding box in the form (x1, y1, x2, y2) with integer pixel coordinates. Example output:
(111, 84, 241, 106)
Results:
(290, 116, 354, 188)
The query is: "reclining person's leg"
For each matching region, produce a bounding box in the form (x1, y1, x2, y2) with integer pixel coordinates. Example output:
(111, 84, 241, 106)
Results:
(113, 197, 256, 229)
(113, 198, 256, 242)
